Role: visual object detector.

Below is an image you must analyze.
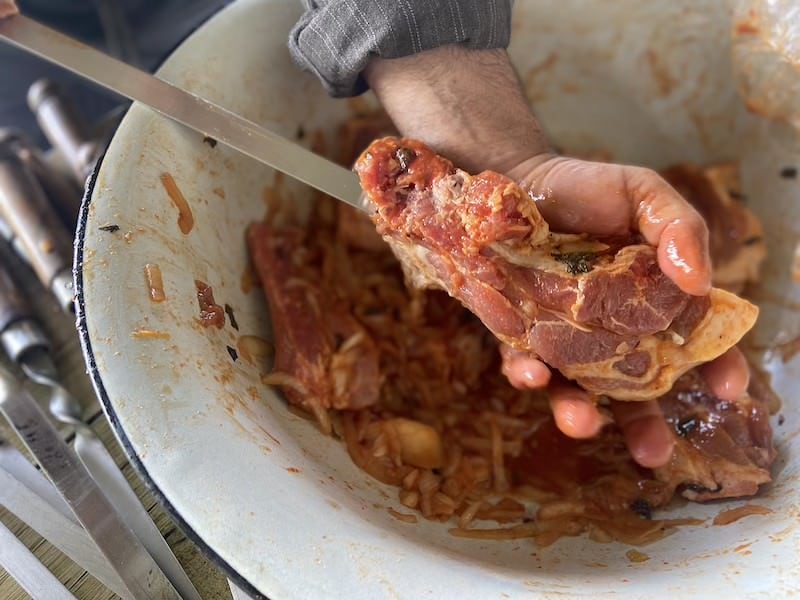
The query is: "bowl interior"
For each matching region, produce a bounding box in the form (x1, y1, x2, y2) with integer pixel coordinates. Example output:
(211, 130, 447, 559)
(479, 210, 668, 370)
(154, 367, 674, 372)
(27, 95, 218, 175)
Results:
(81, 0, 800, 598)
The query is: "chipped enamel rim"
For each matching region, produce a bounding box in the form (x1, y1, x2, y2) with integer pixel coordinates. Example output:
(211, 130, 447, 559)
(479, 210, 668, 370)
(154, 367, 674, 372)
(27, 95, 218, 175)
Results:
(77, 0, 800, 598)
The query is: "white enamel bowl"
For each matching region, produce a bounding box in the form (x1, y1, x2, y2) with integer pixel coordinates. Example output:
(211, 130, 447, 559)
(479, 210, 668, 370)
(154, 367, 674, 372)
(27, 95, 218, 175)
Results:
(78, 0, 800, 597)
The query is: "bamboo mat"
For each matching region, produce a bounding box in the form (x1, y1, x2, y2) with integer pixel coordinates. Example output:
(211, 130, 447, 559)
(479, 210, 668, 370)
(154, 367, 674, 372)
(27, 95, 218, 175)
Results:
(0, 250, 233, 600)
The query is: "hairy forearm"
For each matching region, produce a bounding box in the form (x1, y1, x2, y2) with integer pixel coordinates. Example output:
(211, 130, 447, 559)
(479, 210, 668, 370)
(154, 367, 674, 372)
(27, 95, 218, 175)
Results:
(364, 46, 550, 174)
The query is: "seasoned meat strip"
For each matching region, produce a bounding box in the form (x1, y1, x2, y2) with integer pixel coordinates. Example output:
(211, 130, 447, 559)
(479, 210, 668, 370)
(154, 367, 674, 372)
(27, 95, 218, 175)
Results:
(247, 223, 380, 431)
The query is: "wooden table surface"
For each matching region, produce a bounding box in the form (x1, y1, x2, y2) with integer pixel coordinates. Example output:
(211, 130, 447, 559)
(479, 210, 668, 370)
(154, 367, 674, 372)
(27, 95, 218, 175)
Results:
(0, 246, 234, 600)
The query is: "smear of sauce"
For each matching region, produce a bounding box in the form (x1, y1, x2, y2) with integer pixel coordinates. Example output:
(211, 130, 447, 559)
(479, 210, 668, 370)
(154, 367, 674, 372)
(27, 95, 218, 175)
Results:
(625, 549, 650, 563)
(776, 336, 800, 364)
(144, 263, 166, 302)
(524, 52, 559, 93)
(240, 261, 261, 294)
(387, 508, 418, 523)
(262, 172, 294, 223)
(792, 242, 800, 283)
(713, 504, 773, 526)
(735, 20, 759, 35)
(131, 328, 170, 340)
(212, 187, 225, 199)
(195, 280, 225, 328)
(39, 238, 55, 254)
(645, 49, 677, 97)
(734, 542, 752, 555)
(237, 335, 273, 366)
(160, 173, 195, 234)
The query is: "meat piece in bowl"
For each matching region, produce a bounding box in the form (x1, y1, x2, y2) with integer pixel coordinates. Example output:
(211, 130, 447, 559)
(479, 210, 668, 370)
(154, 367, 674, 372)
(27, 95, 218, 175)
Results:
(247, 222, 381, 433)
(656, 370, 776, 501)
(355, 137, 759, 401)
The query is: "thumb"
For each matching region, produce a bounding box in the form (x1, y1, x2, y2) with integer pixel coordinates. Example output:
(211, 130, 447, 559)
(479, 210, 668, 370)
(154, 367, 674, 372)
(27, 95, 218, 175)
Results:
(499, 344, 551, 389)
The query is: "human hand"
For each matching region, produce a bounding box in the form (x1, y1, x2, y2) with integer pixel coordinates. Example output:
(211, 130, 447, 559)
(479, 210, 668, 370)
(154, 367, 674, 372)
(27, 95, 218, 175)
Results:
(500, 154, 751, 468)
(364, 46, 750, 469)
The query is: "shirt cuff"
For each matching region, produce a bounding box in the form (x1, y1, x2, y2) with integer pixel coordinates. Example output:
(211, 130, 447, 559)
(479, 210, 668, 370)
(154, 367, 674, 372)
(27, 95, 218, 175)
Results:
(289, 0, 513, 97)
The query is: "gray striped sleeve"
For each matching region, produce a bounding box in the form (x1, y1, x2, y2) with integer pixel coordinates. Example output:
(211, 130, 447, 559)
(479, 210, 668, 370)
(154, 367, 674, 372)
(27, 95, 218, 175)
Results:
(289, 0, 513, 97)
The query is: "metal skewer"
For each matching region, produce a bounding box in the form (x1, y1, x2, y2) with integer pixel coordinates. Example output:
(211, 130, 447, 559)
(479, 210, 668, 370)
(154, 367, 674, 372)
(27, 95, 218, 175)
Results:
(0, 240, 201, 600)
(0, 140, 74, 312)
(0, 365, 181, 600)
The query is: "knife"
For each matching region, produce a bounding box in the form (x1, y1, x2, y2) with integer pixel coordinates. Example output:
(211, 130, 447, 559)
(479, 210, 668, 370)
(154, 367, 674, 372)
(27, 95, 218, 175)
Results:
(0, 13, 365, 210)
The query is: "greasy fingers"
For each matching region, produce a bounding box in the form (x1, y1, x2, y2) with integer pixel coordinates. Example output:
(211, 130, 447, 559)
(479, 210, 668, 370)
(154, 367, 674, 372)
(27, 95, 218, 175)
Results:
(611, 401, 674, 468)
(515, 158, 713, 296)
(656, 220, 712, 296)
(499, 345, 551, 389)
(626, 167, 712, 296)
(549, 382, 606, 439)
(701, 347, 750, 402)
(518, 157, 632, 235)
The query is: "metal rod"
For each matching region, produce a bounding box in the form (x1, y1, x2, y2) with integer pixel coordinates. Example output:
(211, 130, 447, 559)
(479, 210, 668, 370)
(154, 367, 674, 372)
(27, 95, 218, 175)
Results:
(0, 14, 364, 209)
(0, 519, 77, 600)
(0, 445, 129, 596)
(0, 145, 74, 312)
(0, 366, 181, 600)
(28, 79, 101, 185)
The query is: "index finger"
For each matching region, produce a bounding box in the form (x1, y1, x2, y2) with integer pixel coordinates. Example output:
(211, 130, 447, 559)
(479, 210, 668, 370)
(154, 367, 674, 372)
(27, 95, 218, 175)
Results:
(611, 400, 675, 468)
(625, 167, 712, 296)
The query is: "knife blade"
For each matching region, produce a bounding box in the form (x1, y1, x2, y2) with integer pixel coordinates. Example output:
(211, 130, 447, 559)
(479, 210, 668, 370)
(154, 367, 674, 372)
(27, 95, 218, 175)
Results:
(0, 14, 365, 210)
(19, 348, 203, 600)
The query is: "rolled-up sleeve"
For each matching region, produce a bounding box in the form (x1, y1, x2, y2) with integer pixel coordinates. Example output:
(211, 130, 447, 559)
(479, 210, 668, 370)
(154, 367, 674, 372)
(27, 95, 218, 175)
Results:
(289, 0, 513, 97)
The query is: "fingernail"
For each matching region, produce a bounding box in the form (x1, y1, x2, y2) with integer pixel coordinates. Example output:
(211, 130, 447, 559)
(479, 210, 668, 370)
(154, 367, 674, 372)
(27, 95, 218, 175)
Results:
(665, 236, 711, 295)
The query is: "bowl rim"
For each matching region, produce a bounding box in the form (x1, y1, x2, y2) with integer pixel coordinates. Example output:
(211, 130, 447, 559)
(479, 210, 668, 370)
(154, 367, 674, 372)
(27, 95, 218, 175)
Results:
(75, 150, 271, 600)
(73, 1, 275, 592)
